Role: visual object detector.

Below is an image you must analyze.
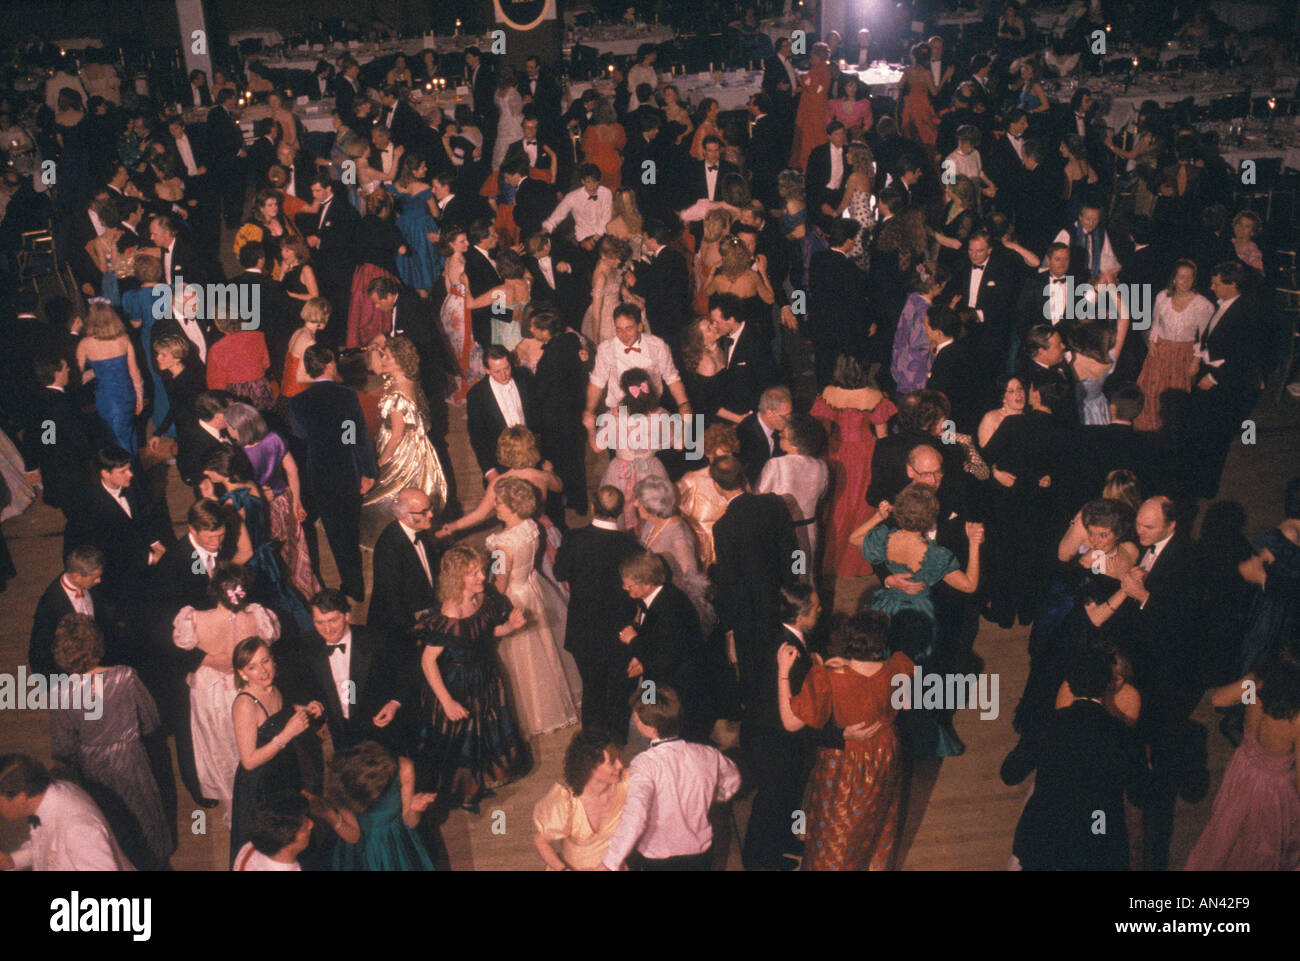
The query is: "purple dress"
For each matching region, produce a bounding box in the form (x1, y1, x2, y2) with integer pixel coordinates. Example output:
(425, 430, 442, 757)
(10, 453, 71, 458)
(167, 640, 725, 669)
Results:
(890, 292, 933, 394)
(245, 433, 290, 493)
(1184, 728, 1300, 871)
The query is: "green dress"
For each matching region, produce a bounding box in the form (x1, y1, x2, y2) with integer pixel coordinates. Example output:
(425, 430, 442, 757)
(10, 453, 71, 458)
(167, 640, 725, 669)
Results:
(330, 776, 436, 871)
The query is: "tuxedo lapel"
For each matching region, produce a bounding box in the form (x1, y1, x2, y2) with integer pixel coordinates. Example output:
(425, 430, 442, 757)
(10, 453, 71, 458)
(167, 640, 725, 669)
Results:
(310, 649, 346, 729)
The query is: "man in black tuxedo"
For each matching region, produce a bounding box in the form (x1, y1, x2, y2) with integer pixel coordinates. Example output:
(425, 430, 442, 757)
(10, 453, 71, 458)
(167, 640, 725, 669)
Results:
(29, 547, 119, 677)
(709, 455, 797, 717)
(762, 38, 798, 124)
(331, 59, 363, 126)
(204, 88, 246, 228)
(148, 499, 228, 811)
(367, 277, 455, 493)
(1015, 141, 1067, 266)
(149, 212, 204, 288)
(619, 551, 709, 742)
(64, 447, 172, 611)
(230, 241, 295, 382)
(378, 86, 424, 151)
(28, 354, 99, 522)
(1002, 645, 1151, 870)
(367, 489, 441, 650)
(187, 69, 213, 108)
(1017, 244, 1080, 346)
(504, 115, 559, 184)
(805, 122, 849, 232)
(746, 94, 785, 210)
(1183, 263, 1263, 499)
(923, 306, 985, 437)
(301, 175, 358, 344)
(865, 390, 964, 506)
(245, 119, 280, 193)
(709, 293, 777, 420)
(165, 114, 218, 258)
(176, 390, 234, 496)
(625, 219, 691, 355)
(518, 56, 563, 139)
(463, 218, 503, 353)
(529, 309, 589, 516)
(807, 218, 869, 387)
(943, 229, 1020, 381)
(500, 156, 557, 243)
(431, 170, 493, 236)
(306, 60, 334, 101)
(466, 346, 538, 481)
(554, 487, 642, 735)
(299, 589, 413, 755)
(522, 232, 577, 319)
(986, 110, 1029, 216)
(680, 135, 739, 208)
(621, 113, 671, 219)
(1016, 325, 1080, 428)
(1075, 384, 1160, 503)
(288, 347, 378, 602)
(464, 47, 497, 129)
(736, 386, 792, 487)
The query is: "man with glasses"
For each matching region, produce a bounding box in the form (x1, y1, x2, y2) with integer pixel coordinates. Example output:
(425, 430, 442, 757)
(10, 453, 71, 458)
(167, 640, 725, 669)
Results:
(367, 488, 442, 653)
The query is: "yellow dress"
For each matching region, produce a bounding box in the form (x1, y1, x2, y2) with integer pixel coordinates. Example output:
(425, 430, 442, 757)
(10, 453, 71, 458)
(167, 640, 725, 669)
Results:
(363, 382, 448, 515)
(532, 772, 629, 870)
(676, 466, 731, 568)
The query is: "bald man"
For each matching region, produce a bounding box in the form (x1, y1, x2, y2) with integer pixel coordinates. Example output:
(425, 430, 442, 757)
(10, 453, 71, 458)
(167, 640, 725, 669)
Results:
(367, 488, 442, 650)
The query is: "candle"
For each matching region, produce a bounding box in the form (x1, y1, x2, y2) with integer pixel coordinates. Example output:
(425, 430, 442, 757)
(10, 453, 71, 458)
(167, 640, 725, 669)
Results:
(1268, 97, 1277, 111)
(709, 62, 714, 72)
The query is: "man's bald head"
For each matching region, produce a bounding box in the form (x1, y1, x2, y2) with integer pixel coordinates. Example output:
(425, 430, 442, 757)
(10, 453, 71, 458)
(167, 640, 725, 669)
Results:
(396, 488, 434, 530)
(1135, 496, 1175, 547)
(907, 444, 944, 487)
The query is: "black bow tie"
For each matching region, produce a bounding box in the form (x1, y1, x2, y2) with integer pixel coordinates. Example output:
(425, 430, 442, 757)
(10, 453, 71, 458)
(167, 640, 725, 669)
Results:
(326, 642, 347, 655)
(971, 263, 985, 271)
(707, 165, 719, 171)
(525, 140, 536, 146)
(587, 195, 599, 201)
(27, 815, 40, 828)
(1051, 277, 1066, 284)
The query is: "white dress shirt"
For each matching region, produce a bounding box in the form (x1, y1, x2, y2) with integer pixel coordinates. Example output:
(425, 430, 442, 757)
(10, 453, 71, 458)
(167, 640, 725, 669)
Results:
(779, 55, 797, 90)
(827, 142, 844, 190)
(317, 197, 332, 230)
(489, 375, 526, 427)
(543, 184, 613, 242)
(1045, 271, 1069, 324)
(188, 531, 217, 578)
(174, 134, 199, 176)
(931, 59, 944, 88)
(521, 138, 539, 166)
(601, 739, 740, 867)
(162, 238, 176, 283)
(327, 628, 354, 720)
(233, 842, 301, 871)
(1140, 531, 1174, 572)
(967, 261, 987, 310)
(399, 521, 434, 586)
(103, 481, 132, 518)
(61, 575, 94, 616)
(10, 780, 135, 871)
(590, 333, 681, 409)
(722, 321, 745, 366)
(1007, 132, 1025, 161)
(192, 85, 205, 107)
(536, 254, 556, 289)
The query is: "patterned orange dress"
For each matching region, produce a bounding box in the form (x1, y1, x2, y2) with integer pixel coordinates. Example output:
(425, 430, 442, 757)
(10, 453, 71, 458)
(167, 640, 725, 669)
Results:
(789, 59, 830, 170)
(791, 651, 914, 870)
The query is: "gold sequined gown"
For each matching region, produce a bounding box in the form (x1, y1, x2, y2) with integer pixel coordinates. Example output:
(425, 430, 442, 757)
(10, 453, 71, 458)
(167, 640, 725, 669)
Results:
(363, 381, 448, 523)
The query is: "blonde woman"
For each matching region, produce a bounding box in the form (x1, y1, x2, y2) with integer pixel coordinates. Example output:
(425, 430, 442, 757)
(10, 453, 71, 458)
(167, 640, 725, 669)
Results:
(676, 422, 740, 567)
(582, 234, 632, 344)
(699, 234, 775, 310)
(692, 207, 734, 315)
(76, 301, 143, 455)
(606, 187, 644, 259)
(282, 297, 329, 399)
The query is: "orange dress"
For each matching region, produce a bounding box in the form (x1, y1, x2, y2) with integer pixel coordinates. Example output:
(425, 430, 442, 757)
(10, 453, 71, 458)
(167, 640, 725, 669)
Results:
(899, 66, 939, 150)
(280, 350, 307, 399)
(791, 652, 913, 871)
(789, 61, 830, 170)
(581, 123, 626, 190)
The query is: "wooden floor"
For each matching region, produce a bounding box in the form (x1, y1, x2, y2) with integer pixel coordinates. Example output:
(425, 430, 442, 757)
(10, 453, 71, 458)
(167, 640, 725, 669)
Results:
(3, 352, 1298, 870)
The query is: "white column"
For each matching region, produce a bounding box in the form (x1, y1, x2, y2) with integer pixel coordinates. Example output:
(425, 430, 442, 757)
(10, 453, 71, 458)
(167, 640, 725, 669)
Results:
(176, 0, 212, 82)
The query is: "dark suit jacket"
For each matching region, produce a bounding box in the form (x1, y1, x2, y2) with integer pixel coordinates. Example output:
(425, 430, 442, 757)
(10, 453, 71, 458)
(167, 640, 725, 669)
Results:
(517, 73, 562, 124)
(747, 114, 785, 207)
(1002, 699, 1149, 870)
(176, 421, 230, 491)
(381, 101, 423, 150)
(762, 56, 797, 115)
(511, 177, 558, 243)
(711, 492, 797, 653)
(736, 412, 781, 487)
(1198, 298, 1262, 412)
(630, 582, 704, 697)
(986, 134, 1026, 209)
(465, 370, 537, 476)
(943, 250, 1019, 333)
(1127, 530, 1198, 701)
(804, 142, 847, 222)
(204, 104, 244, 172)
(65, 482, 172, 605)
(1017, 270, 1080, 341)
(681, 158, 740, 206)
(807, 248, 867, 356)
(301, 625, 412, 752)
(299, 193, 358, 268)
(437, 192, 493, 235)
(331, 75, 361, 125)
(865, 430, 965, 507)
(626, 246, 691, 349)
(391, 292, 454, 417)
(926, 338, 986, 436)
(228, 269, 295, 379)
(620, 132, 669, 214)
(288, 380, 377, 503)
(1076, 423, 1159, 503)
(532, 331, 586, 438)
(1014, 357, 1081, 429)
(245, 136, 278, 190)
(553, 523, 642, 663)
(29, 387, 98, 510)
(29, 577, 118, 677)
(367, 520, 440, 646)
(463, 246, 502, 351)
(719, 322, 777, 419)
(504, 136, 557, 177)
(145, 537, 212, 698)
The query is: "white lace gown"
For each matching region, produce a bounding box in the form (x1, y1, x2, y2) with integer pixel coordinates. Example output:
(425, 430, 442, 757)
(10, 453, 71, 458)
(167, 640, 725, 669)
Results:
(492, 88, 525, 170)
(486, 520, 581, 738)
(173, 604, 281, 816)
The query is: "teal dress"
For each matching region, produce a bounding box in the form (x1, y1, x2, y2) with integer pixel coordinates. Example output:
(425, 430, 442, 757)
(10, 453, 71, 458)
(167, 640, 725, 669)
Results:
(330, 776, 436, 871)
(221, 487, 312, 631)
(860, 525, 964, 757)
(385, 184, 443, 291)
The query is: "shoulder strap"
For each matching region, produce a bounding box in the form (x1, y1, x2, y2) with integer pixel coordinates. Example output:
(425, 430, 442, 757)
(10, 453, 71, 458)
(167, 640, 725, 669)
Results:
(234, 691, 269, 718)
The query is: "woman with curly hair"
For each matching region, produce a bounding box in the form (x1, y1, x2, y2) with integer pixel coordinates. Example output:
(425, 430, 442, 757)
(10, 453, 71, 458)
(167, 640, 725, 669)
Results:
(599, 368, 674, 530)
(677, 422, 741, 568)
(691, 208, 734, 316)
(362, 334, 448, 521)
(77, 301, 144, 457)
(532, 728, 628, 870)
(582, 234, 632, 344)
(233, 188, 302, 279)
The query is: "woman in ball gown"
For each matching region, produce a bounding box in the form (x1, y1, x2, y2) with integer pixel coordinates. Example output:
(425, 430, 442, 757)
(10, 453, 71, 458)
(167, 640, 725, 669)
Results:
(1185, 637, 1300, 871)
(680, 318, 729, 424)
(600, 369, 673, 531)
(493, 68, 526, 171)
(281, 297, 329, 402)
(581, 97, 625, 190)
(789, 43, 832, 170)
(850, 483, 983, 756)
(485, 477, 582, 738)
(811, 356, 896, 579)
(279, 238, 320, 305)
(891, 265, 950, 394)
(385, 153, 444, 295)
(532, 728, 629, 870)
(1134, 260, 1214, 433)
(832, 141, 877, 269)
(173, 565, 282, 820)
(362, 336, 448, 529)
(1235, 485, 1300, 678)
(1071, 323, 1117, 426)
(438, 226, 486, 404)
(899, 43, 940, 155)
(777, 611, 912, 871)
(583, 234, 632, 345)
(347, 189, 407, 348)
(76, 301, 143, 457)
(307, 741, 438, 871)
(234, 189, 302, 280)
(677, 423, 741, 568)
(51, 613, 173, 871)
(633, 475, 716, 632)
(1014, 498, 1139, 736)
(228, 636, 322, 864)
(415, 545, 531, 812)
(757, 415, 830, 578)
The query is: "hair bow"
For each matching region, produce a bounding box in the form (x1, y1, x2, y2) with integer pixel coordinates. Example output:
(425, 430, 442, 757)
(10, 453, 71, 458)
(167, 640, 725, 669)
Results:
(225, 584, 247, 606)
(627, 383, 647, 398)
(87, 296, 111, 305)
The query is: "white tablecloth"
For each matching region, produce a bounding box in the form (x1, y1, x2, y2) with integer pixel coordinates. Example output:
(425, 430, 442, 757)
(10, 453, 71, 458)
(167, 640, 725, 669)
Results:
(53, 38, 103, 50)
(249, 36, 493, 76)
(1209, 1, 1278, 33)
(230, 29, 284, 47)
(1074, 73, 1298, 129)
(566, 26, 675, 57)
(759, 17, 814, 44)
